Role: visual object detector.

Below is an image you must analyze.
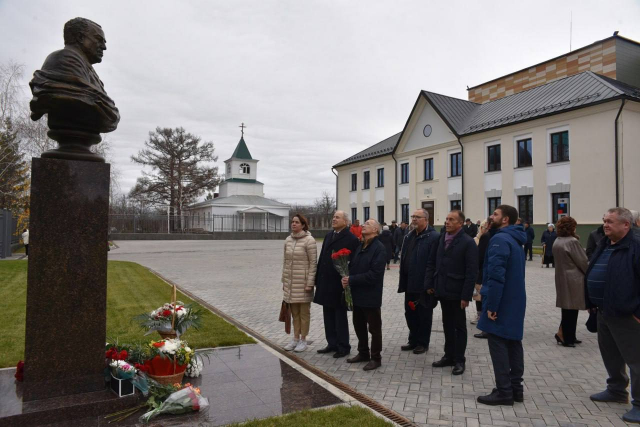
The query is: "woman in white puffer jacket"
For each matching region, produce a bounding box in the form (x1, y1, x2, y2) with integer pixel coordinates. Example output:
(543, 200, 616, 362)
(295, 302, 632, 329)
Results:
(282, 213, 317, 352)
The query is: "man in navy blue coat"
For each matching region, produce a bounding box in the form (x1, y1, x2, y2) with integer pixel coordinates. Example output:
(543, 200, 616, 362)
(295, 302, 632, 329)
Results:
(314, 211, 360, 358)
(477, 205, 527, 406)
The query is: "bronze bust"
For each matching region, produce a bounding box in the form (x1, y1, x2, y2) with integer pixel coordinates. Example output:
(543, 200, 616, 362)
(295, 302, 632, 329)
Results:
(30, 18, 120, 162)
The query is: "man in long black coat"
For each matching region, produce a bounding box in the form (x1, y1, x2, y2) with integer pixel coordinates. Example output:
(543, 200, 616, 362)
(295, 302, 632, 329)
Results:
(314, 210, 360, 358)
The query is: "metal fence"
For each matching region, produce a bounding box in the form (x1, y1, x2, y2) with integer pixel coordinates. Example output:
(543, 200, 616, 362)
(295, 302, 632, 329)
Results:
(109, 213, 287, 234)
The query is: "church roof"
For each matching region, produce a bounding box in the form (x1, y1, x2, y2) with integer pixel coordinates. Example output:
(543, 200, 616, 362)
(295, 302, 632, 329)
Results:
(230, 137, 253, 160)
(188, 195, 290, 209)
(223, 178, 263, 184)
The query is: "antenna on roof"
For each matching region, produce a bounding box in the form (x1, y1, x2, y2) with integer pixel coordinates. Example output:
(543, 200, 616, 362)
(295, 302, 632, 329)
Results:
(569, 11, 572, 51)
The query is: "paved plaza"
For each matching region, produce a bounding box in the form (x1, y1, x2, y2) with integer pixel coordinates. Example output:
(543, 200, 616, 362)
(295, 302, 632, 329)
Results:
(110, 240, 634, 426)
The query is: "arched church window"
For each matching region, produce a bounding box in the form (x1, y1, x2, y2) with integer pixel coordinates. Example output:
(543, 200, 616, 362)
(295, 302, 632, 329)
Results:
(240, 163, 250, 174)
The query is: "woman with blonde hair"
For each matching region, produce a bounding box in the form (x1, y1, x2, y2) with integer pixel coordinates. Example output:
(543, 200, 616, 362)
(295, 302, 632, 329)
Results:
(282, 213, 317, 352)
(552, 216, 588, 347)
(471, 218, 491, 328)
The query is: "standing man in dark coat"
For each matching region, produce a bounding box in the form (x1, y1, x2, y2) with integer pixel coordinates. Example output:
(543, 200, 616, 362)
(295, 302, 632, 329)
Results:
(342, 219, 387, 371)
(378, 225, 394, 270)
(426, 210, 478, 375)
(524, 221, 535, 261)
(393, 221, 408, 263)
(586, 221, 606, 260)
(463, 218, 478, 238)
(314, 211, 360, 358)
(398, 209, 440, 354)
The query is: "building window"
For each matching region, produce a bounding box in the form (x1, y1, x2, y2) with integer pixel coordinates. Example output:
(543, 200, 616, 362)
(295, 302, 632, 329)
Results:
(517, 138, 532, 167)
(240, 163, 250, 174)
(400, 163, 409, 184)
(401, 204, 409, 224)
(487, 145, 501, 172)
(450, 200, 461, 211)
(377, 206, 384, 224)
(377, 168, 384, 187)
(363, 171, 370, 190)
(518, 195, 533, 223)
(552, 192, 570, 223)
(450, 152, 462, 177)
(550, 131, 569, 163)
(351, 173, 357, 191)
(226, 163, 231, 175)
(488, 197, 502, 216)
(351, 207, 357, 222)
(363, 207, 370, 221)
(424, 158, 434, 181)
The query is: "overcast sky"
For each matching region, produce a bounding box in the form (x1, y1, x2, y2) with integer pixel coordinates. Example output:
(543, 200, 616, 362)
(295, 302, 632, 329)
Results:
(2, 0, 639, 205)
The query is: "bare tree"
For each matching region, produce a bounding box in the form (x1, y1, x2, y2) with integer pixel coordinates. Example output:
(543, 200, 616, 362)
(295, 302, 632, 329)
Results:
(0, 62, 24, 126)
(314, 191, 336, 224)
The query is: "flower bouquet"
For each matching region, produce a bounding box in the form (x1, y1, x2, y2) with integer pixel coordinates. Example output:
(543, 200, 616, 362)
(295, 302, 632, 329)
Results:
(331, 248, 353, 311)
(143, 338, 194, 385)
(135, 301, 203, 339)
(140, 383, 209, 423)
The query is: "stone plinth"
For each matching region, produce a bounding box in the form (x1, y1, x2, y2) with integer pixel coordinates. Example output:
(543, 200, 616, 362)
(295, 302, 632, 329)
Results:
(23, 158, 110, 401)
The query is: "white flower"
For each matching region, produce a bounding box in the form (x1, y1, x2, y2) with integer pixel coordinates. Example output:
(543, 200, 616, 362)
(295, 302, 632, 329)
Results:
(185, 356, 203, 378)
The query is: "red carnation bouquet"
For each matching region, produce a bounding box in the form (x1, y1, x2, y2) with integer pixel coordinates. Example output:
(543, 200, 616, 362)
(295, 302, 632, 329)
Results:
(331, 248, 353, 311)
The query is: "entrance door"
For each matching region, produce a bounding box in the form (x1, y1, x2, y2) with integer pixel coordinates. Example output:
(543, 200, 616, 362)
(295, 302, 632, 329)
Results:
(421, 201, 435, 226)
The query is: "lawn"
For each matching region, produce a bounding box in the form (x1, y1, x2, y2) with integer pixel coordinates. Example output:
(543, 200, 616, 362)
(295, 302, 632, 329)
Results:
(0, 260, 255, 368)
(230, 405, 392, 427)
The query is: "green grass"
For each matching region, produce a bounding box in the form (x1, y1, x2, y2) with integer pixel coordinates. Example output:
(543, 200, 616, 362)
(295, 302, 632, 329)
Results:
(229, 406, 392, 427)
(0, 260, 255, 368)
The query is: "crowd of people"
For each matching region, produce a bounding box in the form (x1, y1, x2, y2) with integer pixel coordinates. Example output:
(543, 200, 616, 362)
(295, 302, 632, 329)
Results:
(279, 206, 640, 423)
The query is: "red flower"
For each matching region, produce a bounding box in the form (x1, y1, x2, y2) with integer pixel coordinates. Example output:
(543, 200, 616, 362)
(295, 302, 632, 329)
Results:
(15, 361, 24, 382)
(118, 350, 128, 360)
(134, 363, 148, 372)
(408, 301, 416, 311)
(331, 248, 352, 259)
(162, 309, 172, 317)
(153, 342, 165, 348)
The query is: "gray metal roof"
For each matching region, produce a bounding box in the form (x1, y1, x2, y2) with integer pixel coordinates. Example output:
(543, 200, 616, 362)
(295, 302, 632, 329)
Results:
(333, 132, 401, 168)
(188, 195, 290, 209)
(423, 71, 640, 137)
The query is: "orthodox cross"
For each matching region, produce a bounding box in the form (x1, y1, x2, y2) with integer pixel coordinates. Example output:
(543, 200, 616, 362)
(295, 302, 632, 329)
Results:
(239, 122, 247, 137)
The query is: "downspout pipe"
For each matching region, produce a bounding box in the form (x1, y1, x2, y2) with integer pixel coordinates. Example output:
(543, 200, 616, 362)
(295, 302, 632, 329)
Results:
(391, 151, 398, 222)
(331, 167, 338, 210)
(457, 137, 464, 211)
(614, 99, 625, 207)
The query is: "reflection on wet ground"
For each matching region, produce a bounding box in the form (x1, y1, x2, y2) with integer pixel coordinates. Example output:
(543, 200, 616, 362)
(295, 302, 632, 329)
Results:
(0, 344, 343, 426)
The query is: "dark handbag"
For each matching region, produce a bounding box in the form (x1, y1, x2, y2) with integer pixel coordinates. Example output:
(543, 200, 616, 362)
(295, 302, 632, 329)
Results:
(278, 301, 291, 334)
(586, 310, 598, 333)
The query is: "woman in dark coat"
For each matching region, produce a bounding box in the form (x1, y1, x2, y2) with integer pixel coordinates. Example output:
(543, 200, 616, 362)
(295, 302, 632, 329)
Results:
(379, 225, 394, 270)
(541, 223, 557, 268)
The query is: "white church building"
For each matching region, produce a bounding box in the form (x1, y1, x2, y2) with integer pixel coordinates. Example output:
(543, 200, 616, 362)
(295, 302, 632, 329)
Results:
(185, 135, 290, 232)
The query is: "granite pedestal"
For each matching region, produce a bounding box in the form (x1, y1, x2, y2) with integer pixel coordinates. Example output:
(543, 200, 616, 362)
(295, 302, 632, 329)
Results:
(23, 157, 110, 401)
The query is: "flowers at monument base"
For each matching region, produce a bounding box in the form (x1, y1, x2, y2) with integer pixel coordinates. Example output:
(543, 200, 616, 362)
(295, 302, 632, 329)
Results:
(135, 302, 203, 337)
(143, 338, 194, 376)
(140, 383, 209, 423)
(185, 355, 204, 378)
(14, 361, 24, 382)
(109, 359, 137, 380)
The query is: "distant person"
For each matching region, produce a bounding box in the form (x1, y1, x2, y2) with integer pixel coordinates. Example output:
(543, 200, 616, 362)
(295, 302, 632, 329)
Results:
(343, 219, 387, 371)
(477, 205, 527, 406)
(398, 209, 439, 355)
(631, 210, 640, 239)
(586, 218, 605, 260)
(393, 221, 408, 263)
(426, 210, 478, 375)
(552, 216, 588, 347)
(463, 218, 478, 238)
(476, 220, 481, 227)
(281, 214, 317, 352)
(472, 218, 491, 328)
(314, 211, 359, 358)
(22, 228, 29, 257)
(524, 221, 535, 261)
(378, 225, 394, 270)
(350, 219, 363, 241)
(516, 218, 523, 225)
(541, 223, 557, 268)
(585, 208, 640, 424)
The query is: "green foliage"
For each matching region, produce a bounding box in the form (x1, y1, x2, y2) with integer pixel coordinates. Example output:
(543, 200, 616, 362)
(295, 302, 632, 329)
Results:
(229, 405, 393, 427)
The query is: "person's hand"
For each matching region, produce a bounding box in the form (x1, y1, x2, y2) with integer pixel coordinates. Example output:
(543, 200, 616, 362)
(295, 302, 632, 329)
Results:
(305, 286, 313, 292)
(461, 300, 469, 309)
(427, 289, 435, 295)
(487, 310, 498, 321)
(341, 276, 349, 289)
(633, 315, 640, 324)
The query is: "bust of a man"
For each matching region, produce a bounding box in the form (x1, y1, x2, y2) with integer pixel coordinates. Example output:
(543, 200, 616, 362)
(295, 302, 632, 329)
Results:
(30, 18, 120, 161)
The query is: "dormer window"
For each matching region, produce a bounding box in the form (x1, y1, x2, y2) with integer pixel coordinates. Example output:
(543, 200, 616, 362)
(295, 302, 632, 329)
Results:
(239, 163, 250, 174)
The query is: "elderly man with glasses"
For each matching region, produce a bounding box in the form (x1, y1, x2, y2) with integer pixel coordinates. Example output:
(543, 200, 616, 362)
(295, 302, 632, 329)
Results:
(397, 209, 440, 355)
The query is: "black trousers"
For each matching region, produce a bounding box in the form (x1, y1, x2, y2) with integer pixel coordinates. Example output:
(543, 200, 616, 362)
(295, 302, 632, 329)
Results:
(24, 244, 29, 256)
(353, 306, 382, 360)
(322, 306, 351, 353)
(487, 333, 524, 397)
(440, 299, 467, 363)
(523, 243, 533, 260)
(560, 309, 579, 344)
(404, 292, 433, 348)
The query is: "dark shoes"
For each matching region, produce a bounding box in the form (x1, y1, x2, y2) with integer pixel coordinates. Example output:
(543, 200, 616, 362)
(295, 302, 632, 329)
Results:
(477, 389, 514, 406)
(623, 407, 640, 423)
(412, 345, 428, 354)
(333, 350, 350, 358)
(432, 357, 455, 368)
(474, 332, 489, 339)
(452, 362, 465, 375)
(514, 391, 524, 403)
(590, 389, 629, 404)
(401, 343, 417, 351)
(317, 346, 337, 354)
(363, 359, 382, 371)
(347, 354, 370, 363)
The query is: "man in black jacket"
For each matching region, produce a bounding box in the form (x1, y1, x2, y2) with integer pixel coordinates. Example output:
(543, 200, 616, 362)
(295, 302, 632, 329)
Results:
(314, 211, 360, 358)
(524, 221, 535, 261)
(393, 221, 408, 263)
(586, 218, 606, 260)
(342, 219, 387, 371)
(463, 218, 478, 238)
(398, 209, 440, 354)
(585, 208, 640, 424)
(426, 210, 478, 375)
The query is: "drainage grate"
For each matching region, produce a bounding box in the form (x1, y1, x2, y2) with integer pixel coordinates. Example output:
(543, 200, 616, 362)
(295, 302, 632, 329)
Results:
(148, 268, 418, 427)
